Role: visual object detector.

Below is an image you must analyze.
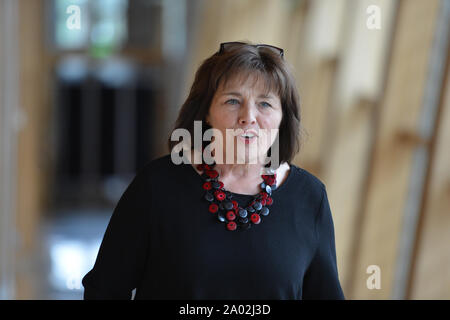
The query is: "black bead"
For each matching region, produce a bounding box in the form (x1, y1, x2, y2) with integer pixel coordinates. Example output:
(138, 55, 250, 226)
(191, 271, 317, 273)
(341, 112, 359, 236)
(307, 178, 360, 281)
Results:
(201, 173, 210, 180)
(211, 181, 221, 189)
(253, 201, 262, 211)
(238, 217, 248, 224)
(204, 192, 214, 202)
(247, 206, 255, 213)
(224, 201, 233, 210)
(271, 184, 277, 190)
(260, 207, 269, 216)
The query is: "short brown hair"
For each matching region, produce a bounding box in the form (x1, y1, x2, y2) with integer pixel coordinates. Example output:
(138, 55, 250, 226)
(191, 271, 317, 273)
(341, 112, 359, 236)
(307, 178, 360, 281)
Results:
(167, 41, 302, 165)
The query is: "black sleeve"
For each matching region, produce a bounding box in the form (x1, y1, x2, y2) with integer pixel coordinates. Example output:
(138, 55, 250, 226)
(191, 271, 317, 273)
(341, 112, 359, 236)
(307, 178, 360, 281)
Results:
(82, 173, 151, 299)
(302, 186, 345, 300)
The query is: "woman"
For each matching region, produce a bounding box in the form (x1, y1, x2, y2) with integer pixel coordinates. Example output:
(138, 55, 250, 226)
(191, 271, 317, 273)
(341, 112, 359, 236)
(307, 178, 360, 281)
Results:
(82, 41, 345, 300)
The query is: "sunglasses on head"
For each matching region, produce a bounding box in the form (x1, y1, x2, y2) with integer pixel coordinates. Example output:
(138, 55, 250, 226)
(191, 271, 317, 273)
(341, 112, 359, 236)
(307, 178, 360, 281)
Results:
(219, 42, 284, 59)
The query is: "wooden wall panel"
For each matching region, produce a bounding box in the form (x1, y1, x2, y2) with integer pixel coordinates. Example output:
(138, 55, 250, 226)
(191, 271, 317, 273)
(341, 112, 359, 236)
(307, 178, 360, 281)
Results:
(322, 0, 398, 294)
(0, 0, 19, 299)
(292, 58, 337, 174)
(15, 0, 49, 299)
(351, 0, 441, 299)
(292, 0, 348, 174)
(410, 59, 450, 299)
(325, 98, 377, 294)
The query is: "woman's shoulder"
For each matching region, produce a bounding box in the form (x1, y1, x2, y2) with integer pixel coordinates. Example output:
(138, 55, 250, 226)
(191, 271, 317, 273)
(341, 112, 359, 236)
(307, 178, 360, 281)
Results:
(137, 153, 174, 175)
(288, 163, 326, 198)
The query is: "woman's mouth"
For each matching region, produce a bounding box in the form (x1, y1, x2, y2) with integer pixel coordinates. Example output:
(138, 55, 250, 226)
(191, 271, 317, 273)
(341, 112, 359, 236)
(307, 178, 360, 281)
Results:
(238, 133, 257, 144)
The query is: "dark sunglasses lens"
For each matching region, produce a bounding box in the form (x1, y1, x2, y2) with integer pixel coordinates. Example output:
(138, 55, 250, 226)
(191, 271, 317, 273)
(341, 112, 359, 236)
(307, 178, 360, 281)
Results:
(221, 42, 245, 51)
(220, 43, 283, 58)
(257, 45, 283, 57)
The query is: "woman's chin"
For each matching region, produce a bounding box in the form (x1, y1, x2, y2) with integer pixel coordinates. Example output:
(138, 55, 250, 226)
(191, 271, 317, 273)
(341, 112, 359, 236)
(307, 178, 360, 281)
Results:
(235, 152, 267, 165)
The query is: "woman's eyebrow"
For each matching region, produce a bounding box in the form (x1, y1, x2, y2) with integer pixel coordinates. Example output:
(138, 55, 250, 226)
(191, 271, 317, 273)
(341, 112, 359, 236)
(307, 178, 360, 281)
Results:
(258, 93, 276, 99)
(222, 91, 242, 97)
(222, 92, 275, 99)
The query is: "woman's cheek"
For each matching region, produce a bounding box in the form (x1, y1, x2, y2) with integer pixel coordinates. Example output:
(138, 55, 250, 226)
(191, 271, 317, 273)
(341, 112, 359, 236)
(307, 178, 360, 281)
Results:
(258, 132, 270, 152)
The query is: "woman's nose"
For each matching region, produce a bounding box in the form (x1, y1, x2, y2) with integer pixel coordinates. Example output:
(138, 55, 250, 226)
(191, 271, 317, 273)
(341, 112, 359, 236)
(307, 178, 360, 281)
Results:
(238, 103, 256, 125)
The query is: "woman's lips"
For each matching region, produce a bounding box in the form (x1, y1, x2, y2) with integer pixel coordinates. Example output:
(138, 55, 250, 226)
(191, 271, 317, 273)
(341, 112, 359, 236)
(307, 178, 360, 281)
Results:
(237, 135, 257, 144)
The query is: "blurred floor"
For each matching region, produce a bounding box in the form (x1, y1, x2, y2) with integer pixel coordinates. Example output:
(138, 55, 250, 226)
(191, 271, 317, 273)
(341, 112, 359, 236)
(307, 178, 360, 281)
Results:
(35, 209, 111, 299)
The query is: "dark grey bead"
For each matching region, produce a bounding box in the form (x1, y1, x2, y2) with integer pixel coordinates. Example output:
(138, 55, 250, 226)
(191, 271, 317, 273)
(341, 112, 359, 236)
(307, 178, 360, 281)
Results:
(260, 207, 269, 216)
(265, 185, 272, 195)
(224, 201, 233, 210)
(211, 181, 221, 189)
(247, 206, 255, 213)
(253, 201, 262, 211)
(260, 182, 266, 189)
(217, 212, 226, 222)
(239, 217, 248, 224)
(204, 192, 214, 202)
(238, 208, 248, 218)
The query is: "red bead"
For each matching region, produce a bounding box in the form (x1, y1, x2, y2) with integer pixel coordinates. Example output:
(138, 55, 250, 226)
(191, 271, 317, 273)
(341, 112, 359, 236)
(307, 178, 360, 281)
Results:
(226, 221, 237, 231)
(208, 203, 219, 213)
(231, 200, 238, 209)
(203, 164, 212, 170)
(250, 213, 261, 224)
(262, 174, 277, 186)
(202, 182, 212, 190)
(219, 181, 224, 189)
(214, 190, 226, 201)
(226, 211, 236, 221)
(260, 192, 268, 199)
(206, 170, 218, 179)
(196, 164, 205, 171)
(266, 197, 273, 206)
(261, 199, 266, 206)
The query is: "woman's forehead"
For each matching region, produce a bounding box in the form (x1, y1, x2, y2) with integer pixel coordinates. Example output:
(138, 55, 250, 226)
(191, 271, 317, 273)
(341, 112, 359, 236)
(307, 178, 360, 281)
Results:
(218, 71, 279, 96)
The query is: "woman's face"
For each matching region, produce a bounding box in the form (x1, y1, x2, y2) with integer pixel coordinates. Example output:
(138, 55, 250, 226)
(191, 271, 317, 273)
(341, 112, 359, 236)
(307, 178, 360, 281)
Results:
(205, 72, 283, 164)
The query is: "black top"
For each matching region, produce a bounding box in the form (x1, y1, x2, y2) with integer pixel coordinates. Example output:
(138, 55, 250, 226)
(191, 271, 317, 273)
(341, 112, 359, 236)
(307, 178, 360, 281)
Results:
(82, 154, 345, 300)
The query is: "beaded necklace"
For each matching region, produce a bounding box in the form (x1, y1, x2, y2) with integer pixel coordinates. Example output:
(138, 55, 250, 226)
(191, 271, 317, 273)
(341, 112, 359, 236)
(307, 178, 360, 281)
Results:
(197, 161, 277, 231)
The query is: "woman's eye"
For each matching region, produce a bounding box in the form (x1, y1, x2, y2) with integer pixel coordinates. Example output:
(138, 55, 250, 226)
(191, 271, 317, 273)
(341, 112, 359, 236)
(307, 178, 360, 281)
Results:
(260, 101, 272, 108)
(226, 99, 239, 105)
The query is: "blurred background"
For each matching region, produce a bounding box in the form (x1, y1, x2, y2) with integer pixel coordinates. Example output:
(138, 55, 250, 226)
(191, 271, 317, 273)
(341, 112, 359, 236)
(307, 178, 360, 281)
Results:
(0, 0, 449, 299)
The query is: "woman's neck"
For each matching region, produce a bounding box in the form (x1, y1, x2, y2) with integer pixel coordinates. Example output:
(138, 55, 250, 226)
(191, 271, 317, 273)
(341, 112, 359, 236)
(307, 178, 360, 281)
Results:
(189, 148, 266, 181)
(213, 162, 264, 181)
